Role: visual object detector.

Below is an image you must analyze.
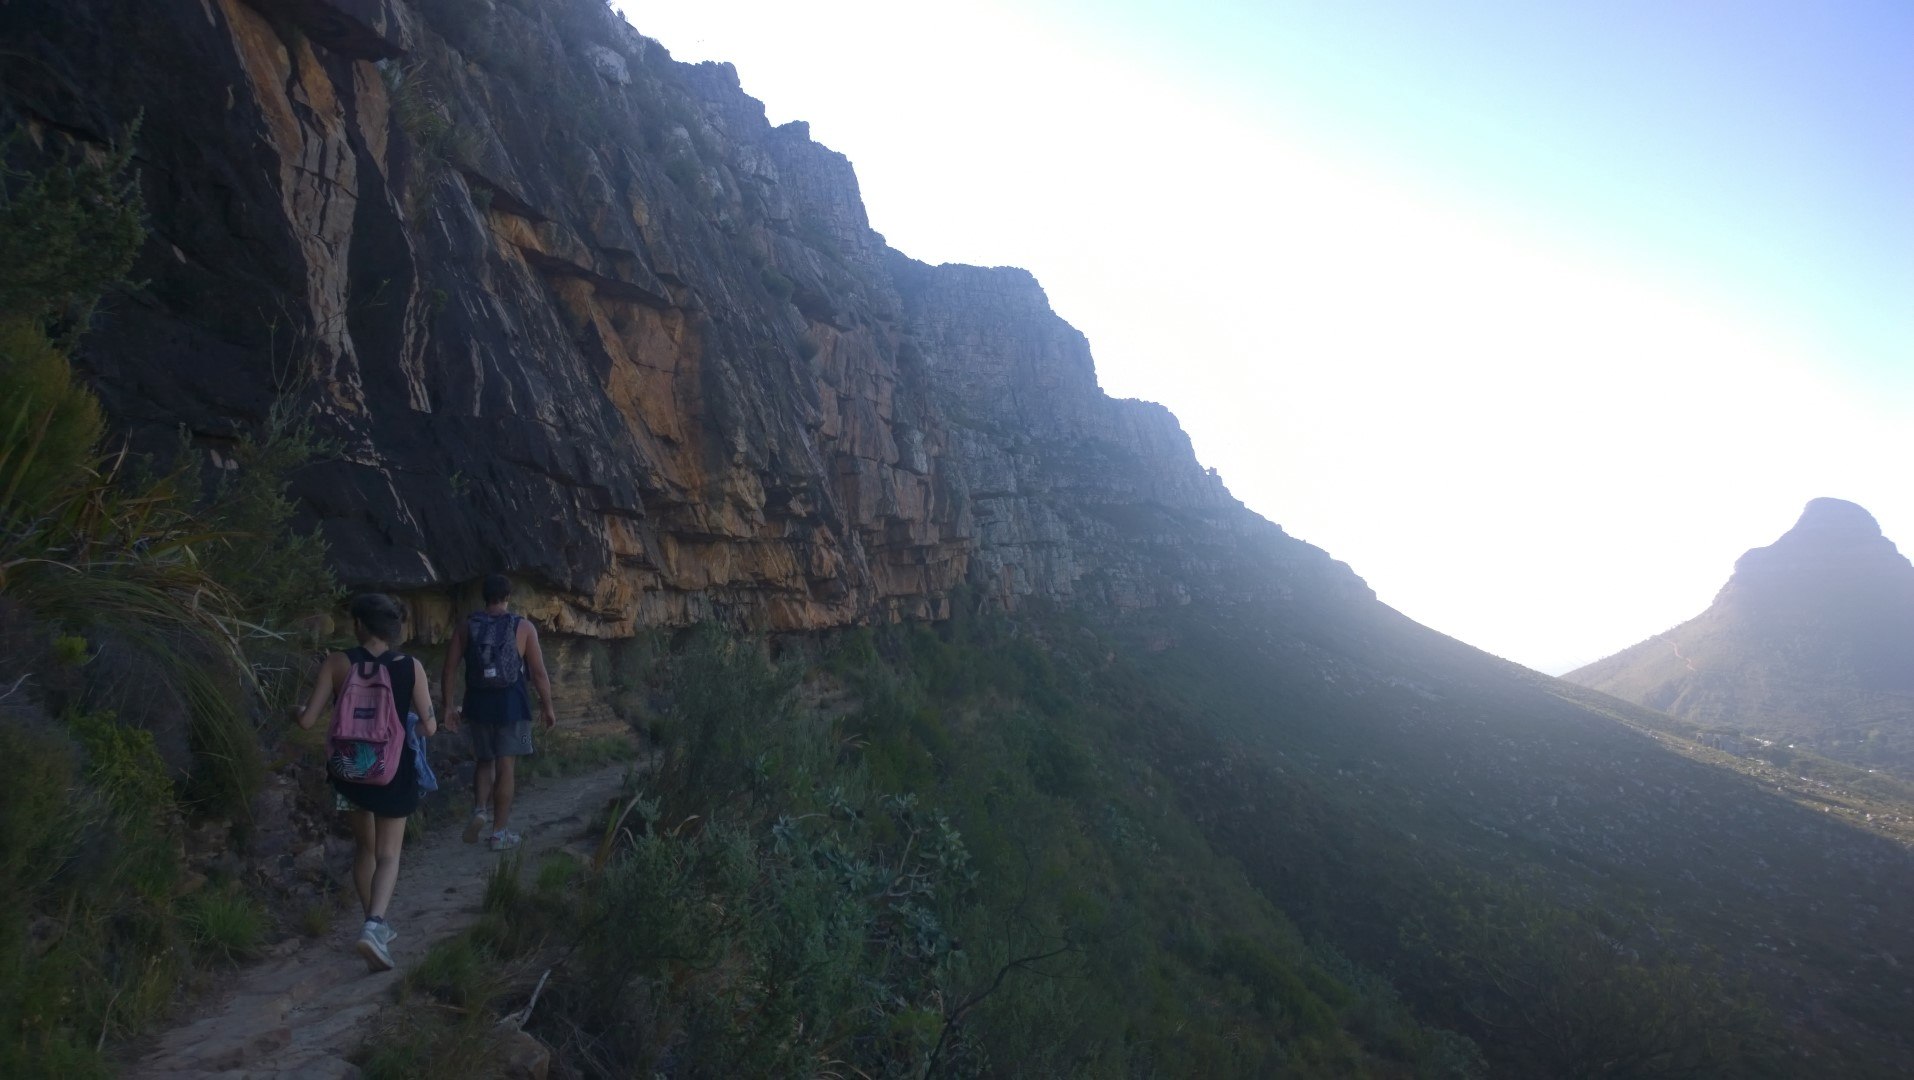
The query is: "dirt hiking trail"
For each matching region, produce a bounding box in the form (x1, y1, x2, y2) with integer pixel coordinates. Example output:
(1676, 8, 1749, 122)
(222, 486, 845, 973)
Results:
(133, 762, 635, 1079)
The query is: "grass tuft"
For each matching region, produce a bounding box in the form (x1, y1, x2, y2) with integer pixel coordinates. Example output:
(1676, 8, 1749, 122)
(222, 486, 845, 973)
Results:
(534, 853, 579, 895)
(299, 902, 334, 939)
(483, 849, 523, 915)
(180, 887, 266, 964)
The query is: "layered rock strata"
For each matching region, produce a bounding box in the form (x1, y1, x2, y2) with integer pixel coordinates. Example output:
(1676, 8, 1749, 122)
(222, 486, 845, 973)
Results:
(2, 0, 1365, 642)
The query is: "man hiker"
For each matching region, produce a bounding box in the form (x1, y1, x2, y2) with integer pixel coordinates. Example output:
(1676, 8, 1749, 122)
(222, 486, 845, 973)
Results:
(442, 574, 557, 851)
(292, 593, 437, 972)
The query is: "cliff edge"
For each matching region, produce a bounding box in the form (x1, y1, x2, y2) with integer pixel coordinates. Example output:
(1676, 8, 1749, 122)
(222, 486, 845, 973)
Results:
(2, 0, 1365, 643)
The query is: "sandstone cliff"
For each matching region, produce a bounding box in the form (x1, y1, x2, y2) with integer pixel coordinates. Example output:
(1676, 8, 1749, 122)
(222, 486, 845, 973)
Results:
(2, 0, 1365, 644)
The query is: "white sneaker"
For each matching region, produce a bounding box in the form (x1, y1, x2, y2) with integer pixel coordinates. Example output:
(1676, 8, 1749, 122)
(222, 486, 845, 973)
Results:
(488, 829, 522, 851)
(355, 919, 397, 973)
(462, 808, 491, 844)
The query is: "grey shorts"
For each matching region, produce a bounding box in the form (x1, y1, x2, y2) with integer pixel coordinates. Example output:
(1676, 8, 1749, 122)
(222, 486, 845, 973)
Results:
(469, 720, 534, 761)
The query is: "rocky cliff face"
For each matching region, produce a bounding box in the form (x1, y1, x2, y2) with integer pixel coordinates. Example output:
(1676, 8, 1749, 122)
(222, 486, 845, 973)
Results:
(1566, 498, 1914, 775)
(3, 0, 1365, 644)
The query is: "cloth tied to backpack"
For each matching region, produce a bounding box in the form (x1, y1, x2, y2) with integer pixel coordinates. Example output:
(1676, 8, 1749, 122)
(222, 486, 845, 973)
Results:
(405, 711, 438, 793)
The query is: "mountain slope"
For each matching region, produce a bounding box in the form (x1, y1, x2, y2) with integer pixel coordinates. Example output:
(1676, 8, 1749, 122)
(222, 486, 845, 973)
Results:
(1566, 498, 1914, 776)
(1092, 592, 1914, 1076)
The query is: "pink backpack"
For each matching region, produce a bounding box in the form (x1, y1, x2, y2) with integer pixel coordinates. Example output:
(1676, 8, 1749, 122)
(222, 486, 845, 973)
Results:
(328, 653, 406, 786)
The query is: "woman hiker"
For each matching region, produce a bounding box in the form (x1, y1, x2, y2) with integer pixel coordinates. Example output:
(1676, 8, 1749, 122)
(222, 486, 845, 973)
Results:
(292, 592, 438, 972)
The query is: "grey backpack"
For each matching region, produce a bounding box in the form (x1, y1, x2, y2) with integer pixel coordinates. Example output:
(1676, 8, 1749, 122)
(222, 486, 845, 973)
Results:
(466, 612, 523, 689)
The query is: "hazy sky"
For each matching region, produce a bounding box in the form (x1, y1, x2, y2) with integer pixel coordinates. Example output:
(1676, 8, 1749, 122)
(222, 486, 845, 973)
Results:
(618, 0, 1914, 674)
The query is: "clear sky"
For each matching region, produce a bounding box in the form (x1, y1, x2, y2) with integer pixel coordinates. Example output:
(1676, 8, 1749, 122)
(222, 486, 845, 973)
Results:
(617, 0, 1914, 674)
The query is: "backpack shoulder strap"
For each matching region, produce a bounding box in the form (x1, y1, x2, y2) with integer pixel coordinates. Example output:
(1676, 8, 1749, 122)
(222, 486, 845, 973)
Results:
(344, 647, 405, 682)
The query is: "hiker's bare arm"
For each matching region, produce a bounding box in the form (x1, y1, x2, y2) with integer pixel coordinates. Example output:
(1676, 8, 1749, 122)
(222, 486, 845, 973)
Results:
(292, 652, 346, 730)
(522, 621, 557, 730)
(440, 622, 465, 733)
(410, 657, 437, 737)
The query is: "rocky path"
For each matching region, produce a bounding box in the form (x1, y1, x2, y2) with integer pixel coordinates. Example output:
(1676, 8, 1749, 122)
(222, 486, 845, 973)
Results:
(133, 763, 636, 1080)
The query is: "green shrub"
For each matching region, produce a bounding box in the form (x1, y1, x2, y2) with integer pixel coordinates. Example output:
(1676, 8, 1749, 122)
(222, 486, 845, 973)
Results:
(299, 902, 334, 938)
(534, 853, 579, 894)
(180, 887, 266, 964)
(0, 132, 264, 816)
(1402, 881, 1782, 1078)
(0, 724, 90, 929)
(605, 631, 664, 731)
(357, 1038, 436, 1080)
(0, 123, 336, 1073)
(483, 849, 523, 915)
(363, 914, 510, 1080)
(402, 616, 1476, 1078)
(0, 722, 177, 1079)
(382, 59, 482, 218)
(524, 731, 639, 779)
(654, 625, 805, 813)
(66, 710, 175, 822)
(545, 797, 970, 1076)
(191, 408, 339, 720)
(0, 314, 103, 512)
(0, 126, 144, 333)
(406, 936, 500, 1010)
(358, 1015, 504, 1080)
(195, 409, 337, 628)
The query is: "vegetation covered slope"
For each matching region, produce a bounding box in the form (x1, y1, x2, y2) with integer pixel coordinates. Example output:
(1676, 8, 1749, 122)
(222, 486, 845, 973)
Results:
(371, 618, 1488, 1079)
(1115, 596, 1913, 1075)
(1567, 498, 1914, 778)
(369, 594, 1914, 1078)
(0, 127, 338, 1077)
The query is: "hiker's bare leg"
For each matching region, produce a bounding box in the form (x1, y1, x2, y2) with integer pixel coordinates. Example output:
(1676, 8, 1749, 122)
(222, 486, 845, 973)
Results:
(368, 816, 406, 920)
(348, 809, 376, 915)
(493, 755, 517, 832)
(474, 758, 496, 816)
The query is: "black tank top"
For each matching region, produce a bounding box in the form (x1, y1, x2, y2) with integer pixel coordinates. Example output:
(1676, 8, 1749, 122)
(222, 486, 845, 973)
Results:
(346, 646, 416, 708)
(332, 647, 420, 817)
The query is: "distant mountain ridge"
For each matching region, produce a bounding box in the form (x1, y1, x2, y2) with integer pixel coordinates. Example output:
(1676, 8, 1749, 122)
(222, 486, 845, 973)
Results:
(1565, 498, 1914, 775)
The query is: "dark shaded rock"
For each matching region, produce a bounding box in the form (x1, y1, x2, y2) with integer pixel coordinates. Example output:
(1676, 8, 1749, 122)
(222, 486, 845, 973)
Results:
(0, 0, 1365, 648)
(499, 1028, 551, 1080)
(244, 0, 409, 60)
